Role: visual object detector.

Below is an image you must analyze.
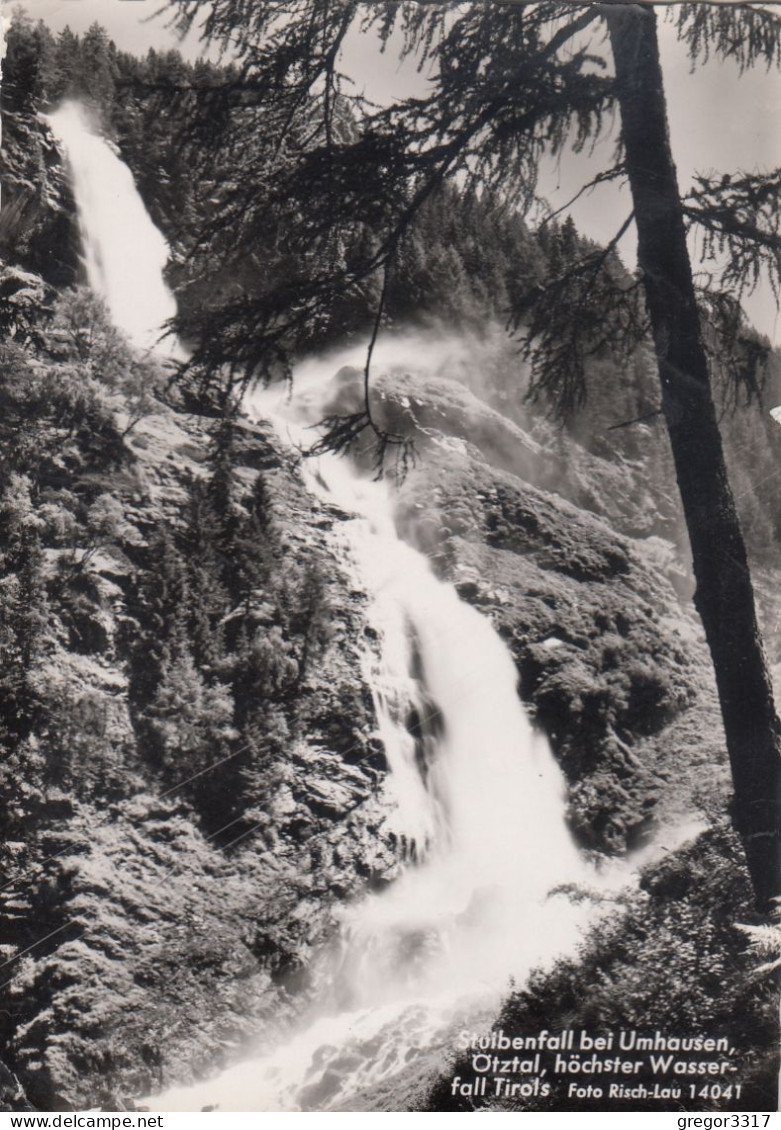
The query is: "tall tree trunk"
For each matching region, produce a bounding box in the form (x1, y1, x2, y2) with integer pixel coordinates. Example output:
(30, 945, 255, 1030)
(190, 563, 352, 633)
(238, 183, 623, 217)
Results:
(605, 2, 780, 907)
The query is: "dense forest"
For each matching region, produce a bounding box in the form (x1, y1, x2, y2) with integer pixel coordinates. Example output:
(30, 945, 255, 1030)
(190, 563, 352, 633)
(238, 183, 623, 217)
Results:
(0, 4, 779, 1113)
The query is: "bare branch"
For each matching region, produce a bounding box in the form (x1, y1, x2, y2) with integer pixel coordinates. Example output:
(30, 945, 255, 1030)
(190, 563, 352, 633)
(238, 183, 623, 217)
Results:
(607, 408, 663, 430)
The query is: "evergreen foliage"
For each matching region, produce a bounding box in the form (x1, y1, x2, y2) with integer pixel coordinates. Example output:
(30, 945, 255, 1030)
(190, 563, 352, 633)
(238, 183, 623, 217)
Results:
(0, 274, 327, 845)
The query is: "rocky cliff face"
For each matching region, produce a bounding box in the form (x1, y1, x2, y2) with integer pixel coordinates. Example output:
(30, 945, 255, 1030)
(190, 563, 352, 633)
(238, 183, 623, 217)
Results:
(0, 111, 81, 288)
(400, 450, 720, 852)
(0, 318, 737, 1109)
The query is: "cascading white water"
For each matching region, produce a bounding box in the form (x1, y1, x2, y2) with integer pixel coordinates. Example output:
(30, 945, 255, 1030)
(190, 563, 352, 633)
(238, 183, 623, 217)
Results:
(46, 101, 183, 358)
(148, 374, 594, 1112)
(49, 102, 599, 1111)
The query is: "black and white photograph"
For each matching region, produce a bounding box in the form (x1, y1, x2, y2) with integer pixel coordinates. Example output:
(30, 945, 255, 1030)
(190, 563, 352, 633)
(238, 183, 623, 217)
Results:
(0, 0, 779, 1114)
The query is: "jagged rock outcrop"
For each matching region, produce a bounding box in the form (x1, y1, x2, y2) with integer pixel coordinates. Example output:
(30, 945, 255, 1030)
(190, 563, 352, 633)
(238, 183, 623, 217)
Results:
(0, 1060, 34, 1113)
(328, 364, 687, 549)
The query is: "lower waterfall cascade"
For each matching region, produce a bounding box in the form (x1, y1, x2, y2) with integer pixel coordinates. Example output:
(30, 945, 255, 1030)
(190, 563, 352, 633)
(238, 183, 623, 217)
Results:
(145, 375, 596, 1112)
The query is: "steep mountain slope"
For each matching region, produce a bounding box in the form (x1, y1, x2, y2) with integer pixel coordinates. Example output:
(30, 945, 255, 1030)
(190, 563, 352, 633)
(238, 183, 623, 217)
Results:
(0, 323, 407, 1109)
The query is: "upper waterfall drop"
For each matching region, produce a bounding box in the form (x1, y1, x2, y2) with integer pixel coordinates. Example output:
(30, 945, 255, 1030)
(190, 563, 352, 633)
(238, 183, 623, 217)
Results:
(46, 100, 184, 358)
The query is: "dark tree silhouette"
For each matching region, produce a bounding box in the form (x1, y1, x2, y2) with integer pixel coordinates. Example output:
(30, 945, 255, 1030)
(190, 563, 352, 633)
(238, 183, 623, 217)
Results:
(604, 3, 779, 906)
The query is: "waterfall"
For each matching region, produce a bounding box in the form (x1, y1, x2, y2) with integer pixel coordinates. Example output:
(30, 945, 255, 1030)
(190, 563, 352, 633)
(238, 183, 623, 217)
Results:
(49, 100, 596, 1111)
(148, 374, 594, 1112)
(46, 101, 183, 358)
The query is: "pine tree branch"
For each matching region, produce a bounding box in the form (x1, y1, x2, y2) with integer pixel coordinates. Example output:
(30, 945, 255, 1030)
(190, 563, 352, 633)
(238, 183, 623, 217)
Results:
(672, 2, 781, 73)
(308, 253, 415, 478)
(682, 170, 781, 298)
(537, 163, 627, 230)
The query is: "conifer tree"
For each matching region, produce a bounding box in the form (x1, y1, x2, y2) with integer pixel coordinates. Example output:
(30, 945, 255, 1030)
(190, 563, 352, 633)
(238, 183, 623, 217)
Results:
(78, 22, 118, 109)
(2, 10, 55, 112)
